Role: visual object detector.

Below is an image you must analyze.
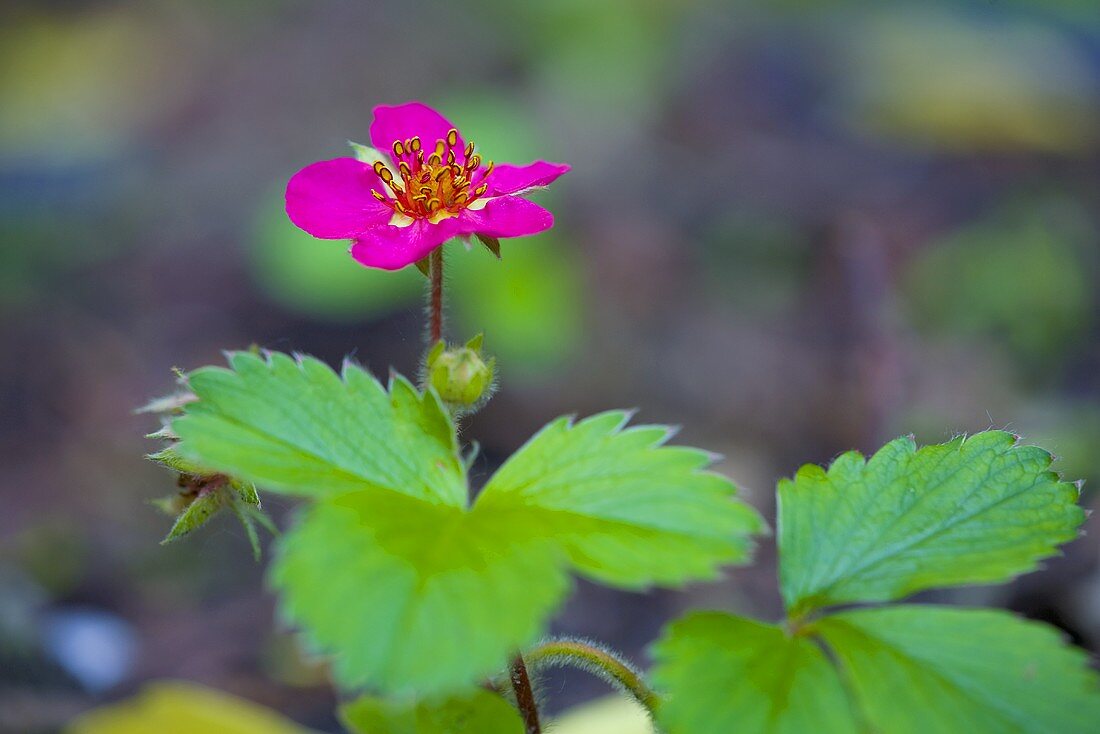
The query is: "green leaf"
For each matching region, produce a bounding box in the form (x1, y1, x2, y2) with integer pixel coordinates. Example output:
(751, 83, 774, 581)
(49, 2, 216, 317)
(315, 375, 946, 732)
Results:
(227, 495, 262, 561)
(475, 233, 502, 259)
(172, 352, 465, 504)
(232, 479, 261, 506)
(174, 353, 763, 692)
(67, 680, 314, 733)
(477, 411, 765, 587)
(270, 490, 569, 695)
(652, 607, 1100, 734)
(146, 446, 206, 475)
(161, 490, 224, 544)
(651, 613, 858, 734)
(348, 140, 389, 165)
(815, 606, 1100, 734)
(340, 690, 523, 734)
(550, 696, 655, 734)
(779, 431, 1083, 615)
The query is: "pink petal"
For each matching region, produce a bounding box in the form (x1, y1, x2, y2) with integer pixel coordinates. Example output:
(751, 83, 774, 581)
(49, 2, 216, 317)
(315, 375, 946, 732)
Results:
(457, 196, 554, 239)
(483, 161, 571, 196)
(285, 158, 393, 239)
(349, 219, 457, 271)
(370, 102, 465, 163)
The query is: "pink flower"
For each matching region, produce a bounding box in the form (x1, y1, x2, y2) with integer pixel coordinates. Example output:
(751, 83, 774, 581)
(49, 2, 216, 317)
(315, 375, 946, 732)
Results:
(285, 102, 570, 271)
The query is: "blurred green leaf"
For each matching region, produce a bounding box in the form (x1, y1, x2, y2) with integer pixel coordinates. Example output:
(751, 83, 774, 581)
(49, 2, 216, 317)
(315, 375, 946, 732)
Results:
(550, 696, 656, 734)
(779, 431, 1083, 615)
(903, 203, 1093, 365)
(816, 606, 1100, 733)
(66, 680, 313, 734)
(652, 613, 858, 734)
(249, 189, 422, 320)
(448, 235, 584, 373)
(341, 690, 524, 733)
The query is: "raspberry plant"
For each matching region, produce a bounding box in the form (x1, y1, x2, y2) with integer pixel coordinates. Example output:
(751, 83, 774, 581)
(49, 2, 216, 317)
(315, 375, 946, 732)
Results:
(141, 102, 1100, 733)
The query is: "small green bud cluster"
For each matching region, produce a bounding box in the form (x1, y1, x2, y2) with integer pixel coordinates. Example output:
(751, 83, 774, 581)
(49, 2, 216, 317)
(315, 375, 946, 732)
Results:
(424, 333, 496, 414)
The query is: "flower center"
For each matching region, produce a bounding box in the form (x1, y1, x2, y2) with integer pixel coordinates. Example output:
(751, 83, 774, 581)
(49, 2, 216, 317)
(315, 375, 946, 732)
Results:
(371, 128, 493, 222)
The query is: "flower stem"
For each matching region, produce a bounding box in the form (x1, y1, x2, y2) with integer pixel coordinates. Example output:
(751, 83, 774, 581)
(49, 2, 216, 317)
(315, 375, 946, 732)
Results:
(509, 654, 541, 734)
(524, 638, 661, 716)
(429, 247, 444, 343)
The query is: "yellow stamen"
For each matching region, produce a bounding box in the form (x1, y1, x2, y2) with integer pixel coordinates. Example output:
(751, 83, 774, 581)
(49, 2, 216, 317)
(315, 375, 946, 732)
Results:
(372, 161, 394, 183)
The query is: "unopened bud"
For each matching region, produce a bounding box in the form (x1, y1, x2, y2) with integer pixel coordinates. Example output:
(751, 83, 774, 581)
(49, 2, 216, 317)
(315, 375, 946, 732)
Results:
(425, 334, 495, 409)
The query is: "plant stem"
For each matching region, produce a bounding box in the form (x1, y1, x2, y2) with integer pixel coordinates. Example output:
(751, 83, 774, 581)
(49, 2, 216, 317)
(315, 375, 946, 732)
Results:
(509, 654, 541, 734)
(525, 638, 661, 716)
(429, 247, 444, 343)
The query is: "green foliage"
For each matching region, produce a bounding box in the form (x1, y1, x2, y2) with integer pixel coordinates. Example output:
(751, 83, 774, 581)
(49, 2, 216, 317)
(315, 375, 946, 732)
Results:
(161, 488, 224, 543)
(173, 351, 465, 503)
(816, 606, 1100, 734)
(903, 201, 1094, 365)
(779, 431, 1082, 616)
(447, 237, 583, 374)
(271, 491, 568, 694)
(340, 690, 523, 734)
(479, 411, 765, 587)
(250, 189, 422, 320)
(652, 614, 857, 734)
(172, 352, 762, 694)
(548, 696, 655, 734)
(652, 431, 1097, 734)
(653, 606, 1100, 734)
(66, 680, 314, 734)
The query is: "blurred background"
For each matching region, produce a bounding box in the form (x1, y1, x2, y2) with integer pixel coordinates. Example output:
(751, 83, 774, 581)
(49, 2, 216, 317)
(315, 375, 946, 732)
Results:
(2, 0, 1100, 730)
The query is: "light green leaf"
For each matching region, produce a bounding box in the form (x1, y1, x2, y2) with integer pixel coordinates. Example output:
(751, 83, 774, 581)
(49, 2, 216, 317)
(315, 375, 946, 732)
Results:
(232, 479, 260, 506)
(340, 690, 523, 734)
(174, 353, 764, 692)
(348, 140, 390, 164)
(550, 696, 655, 734)
(651, 613, 858, 734)
(146, 446, 206, 475)
(652, 606, 1100, 734)
(66, 680, 313, 734)
(779, 431, 1083, 615)
(477, 412, 765, 587)
(271, 490, 569, 695)
(161, 490, 224, 544)
(816, 606, 1100, 734)
(172, 351, 465, 505)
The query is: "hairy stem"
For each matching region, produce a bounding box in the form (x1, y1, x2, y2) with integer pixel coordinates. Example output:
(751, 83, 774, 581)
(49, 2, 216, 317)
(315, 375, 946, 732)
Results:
(429, 247, 444, 342)
(525, 638, 661, 715)
(509, 654, 541, 734)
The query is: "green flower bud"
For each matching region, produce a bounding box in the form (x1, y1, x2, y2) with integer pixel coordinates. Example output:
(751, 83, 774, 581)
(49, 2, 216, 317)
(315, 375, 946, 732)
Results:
(425, 334, 496, 409)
